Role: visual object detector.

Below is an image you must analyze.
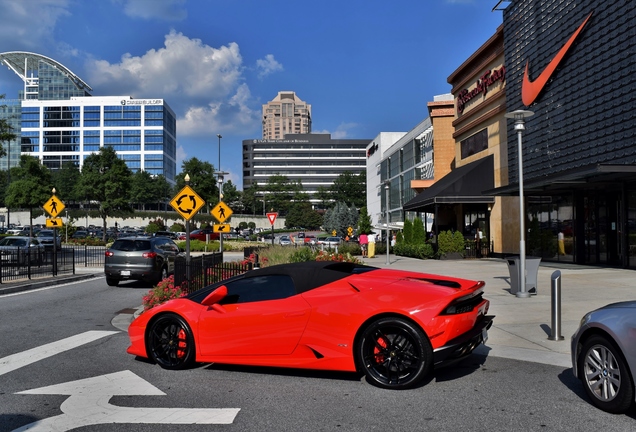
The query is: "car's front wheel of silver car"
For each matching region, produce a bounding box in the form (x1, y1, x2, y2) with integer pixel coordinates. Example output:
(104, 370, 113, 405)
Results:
(579, 335, 634, 413)
(147, 313, 196, 370)
(357, 317, 432, 389)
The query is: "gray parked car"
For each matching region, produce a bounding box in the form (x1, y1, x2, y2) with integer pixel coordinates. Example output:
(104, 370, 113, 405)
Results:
(0, 236, 45, 265)
(571, 301, 636, 413)
(35, 229, 62, 248)
(104, 236, 182, 287)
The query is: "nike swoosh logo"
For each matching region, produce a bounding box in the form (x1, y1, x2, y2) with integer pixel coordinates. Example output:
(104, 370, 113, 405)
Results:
(521, 11, 593, 106)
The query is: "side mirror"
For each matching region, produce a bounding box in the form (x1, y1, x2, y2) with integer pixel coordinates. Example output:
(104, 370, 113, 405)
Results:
(201, 285, 228, 306)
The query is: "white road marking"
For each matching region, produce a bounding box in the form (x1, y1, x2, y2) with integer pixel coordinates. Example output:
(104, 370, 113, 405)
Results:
(0, 330, 118, 376)
(14, 370, 240, 431)
(0, 276, 104, 298)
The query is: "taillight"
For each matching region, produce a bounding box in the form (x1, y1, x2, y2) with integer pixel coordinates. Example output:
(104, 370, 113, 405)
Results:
(142, 252, 157, 258)
(105, 251, 114, 257)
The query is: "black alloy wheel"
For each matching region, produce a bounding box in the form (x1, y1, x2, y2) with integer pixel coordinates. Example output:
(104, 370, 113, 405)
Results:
(357, 317, 432, 389)
(579, 335, 634, 413)
(147, 313, 195, 370)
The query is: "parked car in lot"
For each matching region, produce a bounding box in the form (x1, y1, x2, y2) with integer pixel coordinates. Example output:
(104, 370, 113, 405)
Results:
(278, 235, 292, 246)
(127, 261, 493, 390)
(303, 235, 317, 245)
(71, 230, 88, 239)
(35, 229, 62, 248)
(0, 236, 45, 264)
(189, 228, 219, 242)
(104, 236, 182, 287)
(318, 236, 342, 247)
(571, 301, 636, 413)
(154, 231, 178, 240)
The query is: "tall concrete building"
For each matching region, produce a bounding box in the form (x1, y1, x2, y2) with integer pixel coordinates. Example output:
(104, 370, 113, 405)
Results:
(261, 91, 311, 139)
(0, 51, 176, 183)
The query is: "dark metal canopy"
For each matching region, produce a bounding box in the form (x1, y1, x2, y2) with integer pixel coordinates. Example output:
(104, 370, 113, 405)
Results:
(403, 154, 495, 212)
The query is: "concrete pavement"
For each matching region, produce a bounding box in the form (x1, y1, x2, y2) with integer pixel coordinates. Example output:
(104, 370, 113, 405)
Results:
(3, 253, 634, 369)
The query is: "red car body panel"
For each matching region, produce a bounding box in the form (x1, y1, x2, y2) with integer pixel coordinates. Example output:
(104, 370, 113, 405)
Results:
(128, 265, 490, 373)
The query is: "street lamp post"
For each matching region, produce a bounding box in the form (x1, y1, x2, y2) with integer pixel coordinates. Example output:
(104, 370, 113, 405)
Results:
(384, 181, 390, 265)
(216, 134, 222, 172)
(184, 174, 191, 281)
(504, 109, 534, 298)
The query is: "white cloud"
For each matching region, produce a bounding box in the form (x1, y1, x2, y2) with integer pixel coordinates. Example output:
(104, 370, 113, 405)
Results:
(115, 0, 187, 21)
(256, 54, 283, 79)
(0, 0, 71, 52)
(85, 31, 260, 138)
(313, 122, 359, 139)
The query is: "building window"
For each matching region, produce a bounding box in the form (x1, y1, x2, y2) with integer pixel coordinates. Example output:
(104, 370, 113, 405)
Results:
(461, 129, 488, 159)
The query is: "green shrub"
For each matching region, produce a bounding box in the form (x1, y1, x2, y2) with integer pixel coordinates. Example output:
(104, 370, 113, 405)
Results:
(289, 247, 317, 262)
(393, 242, 435, 259)
(437, 230, 465, 257)
(169, 223, 185, 232)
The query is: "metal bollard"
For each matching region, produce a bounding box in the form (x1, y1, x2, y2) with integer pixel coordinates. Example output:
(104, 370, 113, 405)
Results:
(548, 270, 564, 341)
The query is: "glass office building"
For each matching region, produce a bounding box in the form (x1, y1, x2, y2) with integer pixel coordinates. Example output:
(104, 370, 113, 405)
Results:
(0, 51, 176, 182)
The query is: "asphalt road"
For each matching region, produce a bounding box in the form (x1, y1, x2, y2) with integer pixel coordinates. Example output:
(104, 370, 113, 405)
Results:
(1, 277, 635, 431)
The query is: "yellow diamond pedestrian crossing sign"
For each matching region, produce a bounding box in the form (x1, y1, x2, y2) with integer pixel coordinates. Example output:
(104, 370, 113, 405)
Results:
(211, 201, 233, 223)
(170, 185, 205, 221)
(44, 195, 65, 218)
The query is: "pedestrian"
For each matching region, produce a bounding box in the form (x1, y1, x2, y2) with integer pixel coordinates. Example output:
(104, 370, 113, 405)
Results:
(475, 227, 483, 258)
(359, 232, 368, 257)
(368, 232, 376, 258)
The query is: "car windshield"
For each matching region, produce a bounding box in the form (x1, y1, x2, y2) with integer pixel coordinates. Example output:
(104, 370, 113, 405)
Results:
(110, 239, 151, 251)
(0, 238, 28, 246)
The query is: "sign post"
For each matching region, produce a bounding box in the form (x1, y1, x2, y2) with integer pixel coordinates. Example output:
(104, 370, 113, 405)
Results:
(211, 201, 233, 252)
(170, 181, 206, 281)
(44, 192, 66, 276)
(266, 212, 278, 246)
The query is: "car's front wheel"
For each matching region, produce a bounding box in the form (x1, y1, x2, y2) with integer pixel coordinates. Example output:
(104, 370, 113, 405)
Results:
(357, 317, 432, 389)
(579, 335, 634, 413)
(147, 313, 195, 370)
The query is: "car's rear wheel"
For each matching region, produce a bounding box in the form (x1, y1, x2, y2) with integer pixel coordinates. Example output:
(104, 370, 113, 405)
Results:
(106, 277, 119, 287)
(579, 335, 634, 413)
(147, 313, 195, 370)
(357, 317, 432, 389)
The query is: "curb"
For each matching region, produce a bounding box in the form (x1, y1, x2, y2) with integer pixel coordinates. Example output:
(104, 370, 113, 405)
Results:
(0, 273, 100, 296)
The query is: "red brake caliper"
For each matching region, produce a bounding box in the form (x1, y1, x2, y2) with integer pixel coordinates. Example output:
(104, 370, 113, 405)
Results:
(177, 329, 187, 358)
(374, 337, 387, 364)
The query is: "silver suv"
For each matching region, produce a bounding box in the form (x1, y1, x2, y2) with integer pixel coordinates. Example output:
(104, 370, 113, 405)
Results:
(104, 236, 181, 287)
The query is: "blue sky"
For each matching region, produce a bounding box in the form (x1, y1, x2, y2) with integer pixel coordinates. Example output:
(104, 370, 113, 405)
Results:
(0, 0, 504, 188)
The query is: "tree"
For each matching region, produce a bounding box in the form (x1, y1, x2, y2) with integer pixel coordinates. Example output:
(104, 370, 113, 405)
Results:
(0, 94, 16, 159)
(403, 219, 414, 244)
(331, 171, 366, 208)
(413, 217, 425, 244)
(241, 183, 260, 215)
(313, 185, 332, 209)
(323, 201, 358, 237)
(130, 171, 169, 211)
(175, 158, 218, 213)
(51, 162, 81, 203)
(76, 146, 133, 240)
(357, 206, 373, 235)
(264, 175, 302, 215)
(285, 203, 323, 229)
(5, 155, 52, 235)
(220, 180, 242, 213)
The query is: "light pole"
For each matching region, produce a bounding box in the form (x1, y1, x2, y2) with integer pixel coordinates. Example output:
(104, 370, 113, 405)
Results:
(218, 174, 224, 253)
(384, 181, 390, 265)
(184, 174, 191, 281)
(504, 109, 534, 298)
(216, 134, 222, 172)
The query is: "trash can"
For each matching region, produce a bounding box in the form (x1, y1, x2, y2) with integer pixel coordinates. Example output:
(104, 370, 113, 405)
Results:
(506, 256, 541, 295)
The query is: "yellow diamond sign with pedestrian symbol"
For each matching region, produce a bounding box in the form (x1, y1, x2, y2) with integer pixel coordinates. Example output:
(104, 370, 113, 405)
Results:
(44, 195, 65, 218)
(211, 201, 233, 224)
(170, 185, 205, 221)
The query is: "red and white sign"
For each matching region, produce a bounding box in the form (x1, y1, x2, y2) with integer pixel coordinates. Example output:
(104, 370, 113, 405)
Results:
(266, 212, 278, 225)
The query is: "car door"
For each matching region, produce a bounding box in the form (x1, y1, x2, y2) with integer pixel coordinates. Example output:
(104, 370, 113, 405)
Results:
(197, 274, 311, 356)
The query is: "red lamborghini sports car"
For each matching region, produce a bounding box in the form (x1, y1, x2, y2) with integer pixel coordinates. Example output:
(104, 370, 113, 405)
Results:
(128, 261, 493, 389)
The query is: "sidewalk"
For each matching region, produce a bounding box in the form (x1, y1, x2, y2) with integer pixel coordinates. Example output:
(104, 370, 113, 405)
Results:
(365, 254, 635, 368)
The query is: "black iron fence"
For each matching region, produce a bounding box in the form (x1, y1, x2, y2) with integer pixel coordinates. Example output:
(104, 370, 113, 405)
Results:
(0, 248, 75, 283)
(174, 252, 253, 295)
(64, 245, 106, 267)
(464, 240, 493, 259)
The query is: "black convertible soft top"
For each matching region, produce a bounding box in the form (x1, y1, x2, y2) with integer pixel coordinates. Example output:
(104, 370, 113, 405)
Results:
(189, 261, 378, 301)
(248, 261, 377, 294)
